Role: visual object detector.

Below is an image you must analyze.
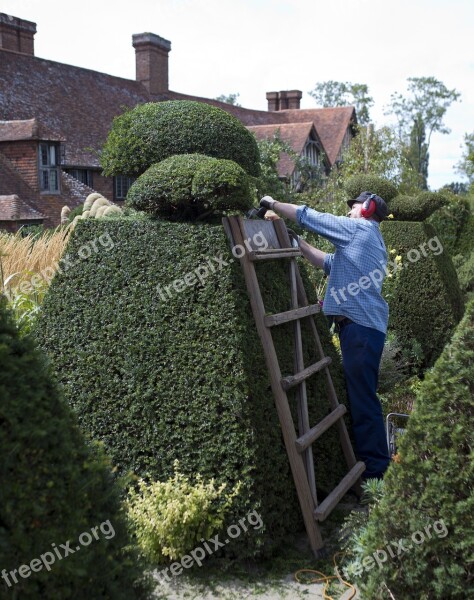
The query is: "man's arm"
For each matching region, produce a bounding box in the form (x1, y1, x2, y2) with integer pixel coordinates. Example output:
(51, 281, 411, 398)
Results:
(299, 238, 326, 269)
(272, 201, 298, 222)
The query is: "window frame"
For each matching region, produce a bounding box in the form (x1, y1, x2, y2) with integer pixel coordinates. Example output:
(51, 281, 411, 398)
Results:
(39, 142, 61, 194)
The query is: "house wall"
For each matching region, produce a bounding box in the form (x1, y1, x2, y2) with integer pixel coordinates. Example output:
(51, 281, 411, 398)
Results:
(91, 172, 113, 200)
(0, 141, 39, 191)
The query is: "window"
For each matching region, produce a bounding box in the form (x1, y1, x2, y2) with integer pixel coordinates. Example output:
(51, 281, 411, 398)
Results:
(65, 168, 93, 187)
(114, 175, 136, 200)
(39, 143, 61, 193)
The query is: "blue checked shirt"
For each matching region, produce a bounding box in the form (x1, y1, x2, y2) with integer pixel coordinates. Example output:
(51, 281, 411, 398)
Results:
(296, 205, 389, 334)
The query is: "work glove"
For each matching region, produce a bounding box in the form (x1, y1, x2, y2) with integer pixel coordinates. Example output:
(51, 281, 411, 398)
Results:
(260, 195, 277, 210)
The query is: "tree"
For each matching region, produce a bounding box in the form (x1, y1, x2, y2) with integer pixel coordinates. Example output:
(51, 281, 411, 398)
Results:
(455, 131, 474, 185)
(308, 80, 374, 125)
(386, 77, 461, 189)
(214, 92, 241, 106)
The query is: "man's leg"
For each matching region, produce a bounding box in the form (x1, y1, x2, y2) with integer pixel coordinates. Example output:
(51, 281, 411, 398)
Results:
(339, 323, 390, 478)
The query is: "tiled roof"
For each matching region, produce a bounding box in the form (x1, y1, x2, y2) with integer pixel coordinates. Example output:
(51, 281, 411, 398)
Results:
(0, 118, 64, 142)
(0, 150, 38, 203)
(248, 122, 320, 177)
(0, 49, 156, 167)
(0, 194, 44, 221)
(275, 107, 356, 165)
(0, 47, 354, 170)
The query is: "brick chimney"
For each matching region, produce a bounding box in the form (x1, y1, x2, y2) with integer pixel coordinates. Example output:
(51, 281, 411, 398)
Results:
(266, 90, 302, 111)
(132, 32, 171, 94)
(0, 13, 36, 55)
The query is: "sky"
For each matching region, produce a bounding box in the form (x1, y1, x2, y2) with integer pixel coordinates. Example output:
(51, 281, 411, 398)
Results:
(2, 0, 473, 189)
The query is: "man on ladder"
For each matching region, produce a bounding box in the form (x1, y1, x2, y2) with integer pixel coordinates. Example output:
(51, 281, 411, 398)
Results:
(259, 192, 391, 480)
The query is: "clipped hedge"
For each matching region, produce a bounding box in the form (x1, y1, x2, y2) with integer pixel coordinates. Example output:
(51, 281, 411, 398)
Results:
(126, 154, 253, 220)
(0, 298, 150, 599)
(381, 221, 464, 368)
(360, 299, 474, 599)
(344, 175, 398, 203)
(427, 196, 471, 256)
(100, 100, 261, 178)
(389, 191, 449, 221)
(457, 249, 474, 293)
(35, 219, 349, 560)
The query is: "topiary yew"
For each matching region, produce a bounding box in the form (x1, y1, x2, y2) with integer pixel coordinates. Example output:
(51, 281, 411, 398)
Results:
(390, 191, 450, 221)
(126, 154, 253, 220)
(344, 175, 398, 203)
(100, 100, 261, 178)
(35, 219, 350, 560)
(0, 297, 151, 599)
(381, 220, 464, 368)
(359, 299, 474, 599)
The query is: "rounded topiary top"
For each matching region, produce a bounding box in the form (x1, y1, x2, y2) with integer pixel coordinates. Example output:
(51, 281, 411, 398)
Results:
(389, 191, 450, 221)
(344, 174, 398, 203)
(126, 153, 254, 220)
(100, 100, 261, 178)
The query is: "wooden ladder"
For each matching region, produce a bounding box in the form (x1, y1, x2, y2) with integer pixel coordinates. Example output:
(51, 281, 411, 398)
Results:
(223, 215, 365, 557)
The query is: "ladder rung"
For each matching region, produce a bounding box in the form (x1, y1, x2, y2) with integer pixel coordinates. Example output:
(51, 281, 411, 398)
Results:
(314, 461, 366, 522)
(281, 356, 332, 391)
(249, 248, 302, 261)
(264, 303, 321, 328)
(295, 404, 347, 453)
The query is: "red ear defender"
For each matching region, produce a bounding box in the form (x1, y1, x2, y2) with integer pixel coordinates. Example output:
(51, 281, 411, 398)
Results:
(361, 194, 377, 218)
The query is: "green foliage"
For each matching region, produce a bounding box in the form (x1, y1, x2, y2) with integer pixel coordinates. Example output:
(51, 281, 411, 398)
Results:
(254, 135, 291, 200)
(344, 174, 398, 203)
(455, 131, 474, 184)
(127, 461, 241, 563)
(126, 154, 253, 220)
(35, 219, 349, 560)
(360, 299, 474, 599)
(386, 76, 461, 189)
(377, 332, 409, 394)
(2, 272, 47, 335)
(336, 125, 420, 193)
(0, 296, 151, 599)
(454, 213, 474, 256)
(339, 479, 385, 582)
(100, 100, 261, 178)
(67, 204, 84, 222)
(427, 195, 471, 255)
(308, 80, 374, 125)
(389, 191, 449, 221)
(215, 93, 241, 106)
(457, 249, 474, 293)
(380, 221, 464, 368)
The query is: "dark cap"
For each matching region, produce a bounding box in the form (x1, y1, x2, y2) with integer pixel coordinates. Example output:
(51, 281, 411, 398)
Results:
(347, 191, 389, 220)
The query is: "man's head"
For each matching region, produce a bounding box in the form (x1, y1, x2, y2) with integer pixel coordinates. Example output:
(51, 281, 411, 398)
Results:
(347, 191, 389, 222)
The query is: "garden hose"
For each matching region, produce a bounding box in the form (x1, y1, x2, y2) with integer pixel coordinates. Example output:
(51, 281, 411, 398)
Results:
(294, 551, 357, 599)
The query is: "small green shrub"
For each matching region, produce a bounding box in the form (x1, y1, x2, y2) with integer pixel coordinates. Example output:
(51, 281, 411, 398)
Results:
(100, 100, 261, 178)
(67, 204, 84, 222)
(389, 191, 449, 221)
(127, 461, 241, 563)
(455, 212, 474, 256)
(359, 299, 474, 599)
(126, 154, 253, 220)
(0, 297, 151, 599)
(377, 332, 409, 393)
(344, 175, 398, 203)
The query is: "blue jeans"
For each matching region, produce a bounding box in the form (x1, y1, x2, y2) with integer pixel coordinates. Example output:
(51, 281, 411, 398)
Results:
(338, 322, 390, 479)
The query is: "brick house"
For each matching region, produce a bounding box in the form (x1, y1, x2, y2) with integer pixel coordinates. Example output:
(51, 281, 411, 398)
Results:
(0, 13, 356, 230)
